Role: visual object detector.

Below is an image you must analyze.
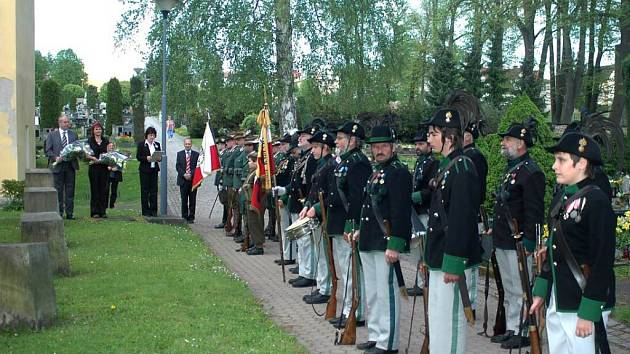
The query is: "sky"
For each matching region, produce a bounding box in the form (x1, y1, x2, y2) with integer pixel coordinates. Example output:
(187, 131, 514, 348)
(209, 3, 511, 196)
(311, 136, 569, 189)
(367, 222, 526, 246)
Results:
(35, 0, 150, 87)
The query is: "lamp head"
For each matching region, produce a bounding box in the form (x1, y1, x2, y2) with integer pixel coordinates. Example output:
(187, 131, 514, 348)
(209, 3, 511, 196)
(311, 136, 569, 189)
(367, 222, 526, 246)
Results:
(155, 0, 178, 12)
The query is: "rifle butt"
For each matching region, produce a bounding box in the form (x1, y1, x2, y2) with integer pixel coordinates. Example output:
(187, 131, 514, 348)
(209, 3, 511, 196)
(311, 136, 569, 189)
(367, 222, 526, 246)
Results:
(420, 338, 429, 354)
(529, 326, 542, 354)
(493, 306, 507, 336)
(325, 297, 337, 320)
(338, 312, 357, 345)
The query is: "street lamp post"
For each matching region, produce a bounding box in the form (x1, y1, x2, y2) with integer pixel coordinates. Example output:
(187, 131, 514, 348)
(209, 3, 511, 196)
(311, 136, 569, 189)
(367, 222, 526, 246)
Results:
(155, 0, 178, 216)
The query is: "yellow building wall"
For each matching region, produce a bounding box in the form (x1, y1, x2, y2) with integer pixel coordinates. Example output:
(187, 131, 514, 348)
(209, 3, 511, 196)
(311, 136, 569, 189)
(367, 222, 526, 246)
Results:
(0, 0, 35, 182)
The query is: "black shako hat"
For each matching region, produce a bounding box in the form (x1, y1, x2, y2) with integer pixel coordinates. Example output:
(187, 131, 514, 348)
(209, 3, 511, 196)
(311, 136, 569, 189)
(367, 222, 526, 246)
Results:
(334, 121, 366, 140)
(288, 136, 300, 152)
(308, 131, 336, 147)
(424, 108, 461, 129)
(279, 133, 292, 143)
(412, 126, 429, 143)
(367, 125, 396, 144)
(465, 121, 481, 139)
(498, 123, 534, 148)
(296, 124, 319, 136)
(546, 132, 603, 166)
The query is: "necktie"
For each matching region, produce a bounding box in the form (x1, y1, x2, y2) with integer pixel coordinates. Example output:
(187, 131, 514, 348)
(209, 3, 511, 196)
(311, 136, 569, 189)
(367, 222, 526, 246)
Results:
(61, 131, 67, 147)
(186, 151, 191, 174)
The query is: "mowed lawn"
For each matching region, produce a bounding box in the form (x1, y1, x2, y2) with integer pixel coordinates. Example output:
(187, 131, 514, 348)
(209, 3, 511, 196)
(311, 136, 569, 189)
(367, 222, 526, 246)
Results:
(0, 159, 305, 353)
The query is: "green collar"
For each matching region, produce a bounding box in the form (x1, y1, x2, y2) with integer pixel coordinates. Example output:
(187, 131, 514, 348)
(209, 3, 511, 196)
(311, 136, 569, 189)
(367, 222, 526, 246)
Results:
(507, 152, 530, 169)
(375, 154, 398, 170)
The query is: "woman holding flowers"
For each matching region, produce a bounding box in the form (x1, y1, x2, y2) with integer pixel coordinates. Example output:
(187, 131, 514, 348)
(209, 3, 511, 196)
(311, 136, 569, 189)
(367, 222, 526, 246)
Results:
(87, 121, 110, 218)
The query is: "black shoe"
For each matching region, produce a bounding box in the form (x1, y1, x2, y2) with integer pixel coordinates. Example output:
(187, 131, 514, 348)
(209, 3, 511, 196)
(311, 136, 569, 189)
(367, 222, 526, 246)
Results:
(406, 285, 423, 297)
(289, 266, 299, 274)
(278, 259, 295, 265)
(291, 278, 316, 288)
(187, 219, 194, 224)
(365, 348, 398, 354)
(490, 330, 514, 343)
(304, 294, 330, 304)
(247, 247, 264, 255)
(302, 289, 321, 301)
(329, 315, 346, 324)
(66, 215, 75, 220)
(500, 335, 530, 349)
(214, 223, 225, 229)
(288, 276, 304, 285)
(356, 341, 377, 350)
(234, 236, 245, 243)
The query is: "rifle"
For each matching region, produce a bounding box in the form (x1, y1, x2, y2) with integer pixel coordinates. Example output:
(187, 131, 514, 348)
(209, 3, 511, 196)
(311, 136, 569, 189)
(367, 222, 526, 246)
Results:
(337, 233, 358, 345)
(319, 192, 337, 320)
(512, 219, 542, 354)
(225, 188, 234, 232)
(382, 220, 408, 299)
(534, 223, 546, 333)
(274, 183, 286, 282)
(208, 192, 220, 219)
(490, 251, 507, 337)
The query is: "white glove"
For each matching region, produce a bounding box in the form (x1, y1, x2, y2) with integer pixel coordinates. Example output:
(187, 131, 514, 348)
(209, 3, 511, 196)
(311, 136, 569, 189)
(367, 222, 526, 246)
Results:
(273, 186, 287, 196)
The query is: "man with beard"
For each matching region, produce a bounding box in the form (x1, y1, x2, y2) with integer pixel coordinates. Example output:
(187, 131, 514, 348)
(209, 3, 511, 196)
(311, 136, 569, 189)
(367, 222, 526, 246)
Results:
(355, 125, 412, 354)
(489, 121, 545, 349)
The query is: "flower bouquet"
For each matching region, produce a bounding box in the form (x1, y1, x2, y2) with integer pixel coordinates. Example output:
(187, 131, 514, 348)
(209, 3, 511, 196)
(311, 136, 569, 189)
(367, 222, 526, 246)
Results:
(52, 140, 93, 166)
(98, 151, 129, 170)
(617, 211, 630, 260)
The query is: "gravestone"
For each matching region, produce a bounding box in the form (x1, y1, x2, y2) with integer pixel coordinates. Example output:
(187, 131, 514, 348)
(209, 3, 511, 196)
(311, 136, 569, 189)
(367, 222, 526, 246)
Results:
(20, 169, 70, 275)
(0, 243, 57, 330)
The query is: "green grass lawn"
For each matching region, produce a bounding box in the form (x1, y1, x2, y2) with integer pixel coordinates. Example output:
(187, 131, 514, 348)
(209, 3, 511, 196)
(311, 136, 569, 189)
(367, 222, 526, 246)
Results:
(1, 159, 305, 353)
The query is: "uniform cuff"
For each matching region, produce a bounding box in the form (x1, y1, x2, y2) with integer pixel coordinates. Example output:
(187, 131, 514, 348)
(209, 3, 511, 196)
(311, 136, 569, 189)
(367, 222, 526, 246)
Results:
(532, 277, 548, 298)
(411, 191, 422, 204)
(387, 236, 406, 252)
(344, 220, 354, 233)
(523, 238, 536, 253)
(313, 202, 321, 216)
(577, 296, 605, 322)
(441, 254, 467, 275)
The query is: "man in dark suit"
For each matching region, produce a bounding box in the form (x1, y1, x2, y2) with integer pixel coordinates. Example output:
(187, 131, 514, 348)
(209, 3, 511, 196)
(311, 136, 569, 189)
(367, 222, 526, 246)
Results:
(136, 126, 161, 216)
(176, 138, 199, 223)
(45, 114, 79, 219)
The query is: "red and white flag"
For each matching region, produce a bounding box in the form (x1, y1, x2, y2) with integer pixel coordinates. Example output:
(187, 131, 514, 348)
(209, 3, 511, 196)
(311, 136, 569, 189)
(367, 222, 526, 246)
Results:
(192, 122, 221, 190)
(251, 105, 275, 212)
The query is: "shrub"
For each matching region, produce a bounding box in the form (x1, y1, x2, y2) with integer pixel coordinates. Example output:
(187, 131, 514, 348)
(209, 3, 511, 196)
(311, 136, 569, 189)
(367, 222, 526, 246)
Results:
(240, 113, 259, 134)
(1, 179, 25, 210)
(114, 135, 136, 149)
(476, 95, 556, 213)
(174, 126, 189, 137)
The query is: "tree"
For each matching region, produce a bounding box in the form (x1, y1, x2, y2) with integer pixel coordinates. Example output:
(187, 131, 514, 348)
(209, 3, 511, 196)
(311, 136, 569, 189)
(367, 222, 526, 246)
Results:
(119, 81, 132, 108)
(610, 0, 630, 127)
(461, 0, 485, 99)
(274, 0, 298, 133)
(130, 76, 145, 142)
(426, 29, 460, 107)
(50, 49, 88, 88)
(40, 79, 62, 128)
(86, 85, 98, 109)
(99, 82, 109, 104)
(106, 78, 123, 135)
(61, 84, 85, 112)
(486, 0, 508, 109)
(35, 50, 52, 104)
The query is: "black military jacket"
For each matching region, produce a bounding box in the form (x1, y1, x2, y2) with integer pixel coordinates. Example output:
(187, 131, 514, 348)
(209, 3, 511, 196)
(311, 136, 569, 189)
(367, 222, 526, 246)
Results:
(287, 149, 317, 214)
(358, 155, 412, 253)
(214, 148, 228, 187)
(425, 149, 482, 275)
(275, 151, 294, 188)
(306, 154, 335, 209)
(533, 178, 616, 321)
(412, 153, 439, 215)
(492, 152, 546, 252)
(463, 142, 488, 207)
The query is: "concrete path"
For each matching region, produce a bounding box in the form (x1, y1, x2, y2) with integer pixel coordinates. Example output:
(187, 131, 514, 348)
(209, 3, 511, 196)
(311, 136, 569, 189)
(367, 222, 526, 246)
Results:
(156, 125, 630, 353)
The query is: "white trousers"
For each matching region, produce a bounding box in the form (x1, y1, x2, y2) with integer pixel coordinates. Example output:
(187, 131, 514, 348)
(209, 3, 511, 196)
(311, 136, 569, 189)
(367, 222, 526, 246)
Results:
(546, 286, 611, 354)
(293, 213, 316, 280)
(280, 206, 297, 260)
(333, 236, 364, 320)
(428, 268, 473, 354)
(495, 248, 533, 334)
(361, 251, 401, 351)
(314, 227, 332, 295)
(409, 213, 428, 287)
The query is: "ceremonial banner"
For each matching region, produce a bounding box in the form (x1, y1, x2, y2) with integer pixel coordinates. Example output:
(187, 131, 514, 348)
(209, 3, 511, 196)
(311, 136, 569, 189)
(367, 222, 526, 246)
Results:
(251, 104, 275, 212)
(192, 122, 221, 190)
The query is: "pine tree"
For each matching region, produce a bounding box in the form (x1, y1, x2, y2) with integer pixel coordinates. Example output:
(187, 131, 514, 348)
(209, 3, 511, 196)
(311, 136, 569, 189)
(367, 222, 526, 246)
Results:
(130, 76, 145, 142)
(40, 79, 62, 128)
(106, 78, 123, 136)
(426, 31, 460, 107)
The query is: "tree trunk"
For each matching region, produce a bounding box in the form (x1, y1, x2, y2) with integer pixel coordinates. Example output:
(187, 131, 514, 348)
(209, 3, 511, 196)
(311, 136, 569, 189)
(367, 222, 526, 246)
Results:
(539, 0, 553, 114)
(609, 0, 629, 126)
(584, 0, 597, 113)
(516, 0, 539, 106)
(274, 0, 297, 133)
(554, 0, 565, 123)
(560, 0, 588, 124)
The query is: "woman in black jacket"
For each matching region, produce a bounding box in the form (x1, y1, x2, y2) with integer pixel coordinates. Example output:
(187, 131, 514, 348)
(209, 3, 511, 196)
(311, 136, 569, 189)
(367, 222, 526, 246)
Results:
(136, 126, 161, 216)
(87, 121, 110, 218)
